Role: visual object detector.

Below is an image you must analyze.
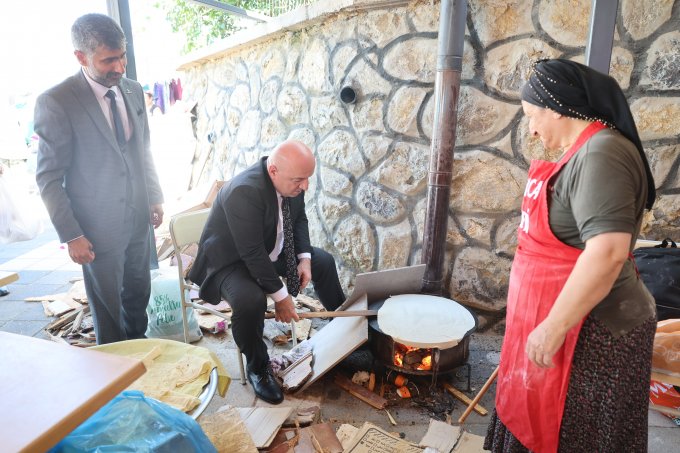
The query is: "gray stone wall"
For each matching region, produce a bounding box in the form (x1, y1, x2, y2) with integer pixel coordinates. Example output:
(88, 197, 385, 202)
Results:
(179, 0, 680, 320)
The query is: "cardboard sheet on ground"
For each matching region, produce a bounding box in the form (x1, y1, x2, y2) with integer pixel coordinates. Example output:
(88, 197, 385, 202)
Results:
(199, 407, 258, 453)
(93, 338, 230, 412)
(452, 431, 486, 452)
(419, 419, 461, 452)
(230, 406, 293, 448)
(296, 423, 344, 452)
(343, 422, 423, 452)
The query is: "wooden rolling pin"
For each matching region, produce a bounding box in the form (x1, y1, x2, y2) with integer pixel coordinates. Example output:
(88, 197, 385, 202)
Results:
(264, 310, 377, 319)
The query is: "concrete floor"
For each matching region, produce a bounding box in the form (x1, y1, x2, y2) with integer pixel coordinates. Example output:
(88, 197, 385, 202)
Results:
(1, 226, 679, 451)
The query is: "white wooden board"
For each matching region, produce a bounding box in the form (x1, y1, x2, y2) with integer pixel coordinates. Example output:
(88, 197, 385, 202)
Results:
(297, 295, 368, 392)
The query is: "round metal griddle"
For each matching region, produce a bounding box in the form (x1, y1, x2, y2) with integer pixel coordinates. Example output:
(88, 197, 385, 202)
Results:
(369, 294, 477, 348)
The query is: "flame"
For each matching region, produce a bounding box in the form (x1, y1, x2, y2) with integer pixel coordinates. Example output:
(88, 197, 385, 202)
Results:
(417, 355, 432, 371)
(393, 342, 433, 371)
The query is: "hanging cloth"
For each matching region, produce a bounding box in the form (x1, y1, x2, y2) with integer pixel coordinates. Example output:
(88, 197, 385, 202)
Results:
(175, 78, 183, 101)
(169, 79, 176, 105)
(495, 121, 606, 453)
(153, 82, 166, 114)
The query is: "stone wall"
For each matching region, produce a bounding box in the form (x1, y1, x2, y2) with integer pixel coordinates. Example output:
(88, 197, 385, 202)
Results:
(178, 0, 680, 322)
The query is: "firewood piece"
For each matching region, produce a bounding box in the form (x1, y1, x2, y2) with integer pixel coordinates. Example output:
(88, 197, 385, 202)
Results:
(368, 372, 376, 392)
(403, 349, 426, 366)
(334, 374, 387, 410)
(45, 299, 76, 317)
(279, 351, 313, 392)
(458, 365, 498, 424)
(296, 293, 325, 312)
(25, 293, 67, 302)
(443, 382, 488, 416)
(69, 308, 87, 334)
(45, 307, 83, 331)
(385, 409, 397, 426)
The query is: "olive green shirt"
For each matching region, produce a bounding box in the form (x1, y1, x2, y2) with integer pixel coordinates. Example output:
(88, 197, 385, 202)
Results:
(549, 128, 656, 337)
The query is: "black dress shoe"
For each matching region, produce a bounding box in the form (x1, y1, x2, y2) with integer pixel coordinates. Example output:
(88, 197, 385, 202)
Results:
(247, 366, 284, 405)
(0, 288, 9, 297)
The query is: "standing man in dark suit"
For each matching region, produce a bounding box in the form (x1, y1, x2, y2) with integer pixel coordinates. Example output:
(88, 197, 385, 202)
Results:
(189, 140, 345, 404)
(34, 13, 164, 344)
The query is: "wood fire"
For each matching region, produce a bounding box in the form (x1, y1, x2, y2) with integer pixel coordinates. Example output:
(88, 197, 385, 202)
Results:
(393, 342, 433, 371)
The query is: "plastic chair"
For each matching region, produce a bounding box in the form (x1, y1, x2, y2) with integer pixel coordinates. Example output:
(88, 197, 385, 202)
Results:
(169, 208, 247, 385)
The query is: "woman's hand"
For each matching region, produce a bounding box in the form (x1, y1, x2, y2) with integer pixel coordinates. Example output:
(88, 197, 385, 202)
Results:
(526, 319, 566, 368)
(525, 232, 632, 368)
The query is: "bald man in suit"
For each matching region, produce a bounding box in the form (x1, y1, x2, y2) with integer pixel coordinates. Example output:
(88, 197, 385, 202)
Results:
(35, 13, 164, 344)
(189, 140, 345, 404)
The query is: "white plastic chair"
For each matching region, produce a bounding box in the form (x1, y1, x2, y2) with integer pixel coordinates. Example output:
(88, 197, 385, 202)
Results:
(169, 208, 247, 384)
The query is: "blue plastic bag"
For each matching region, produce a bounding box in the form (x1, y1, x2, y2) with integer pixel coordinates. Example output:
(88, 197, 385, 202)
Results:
(49, 391, 216, 453)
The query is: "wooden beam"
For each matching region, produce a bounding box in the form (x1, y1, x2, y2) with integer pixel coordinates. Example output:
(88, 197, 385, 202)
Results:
(443, 382, 488, 416)
(334, 374, 387, 410)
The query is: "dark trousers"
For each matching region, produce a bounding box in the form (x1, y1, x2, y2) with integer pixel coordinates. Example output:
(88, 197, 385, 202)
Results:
(219, 247, 345, 371)
(82, 207, 151, 344)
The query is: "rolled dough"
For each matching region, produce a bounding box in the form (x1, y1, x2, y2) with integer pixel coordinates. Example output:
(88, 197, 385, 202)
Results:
(377, 294, 475, 348)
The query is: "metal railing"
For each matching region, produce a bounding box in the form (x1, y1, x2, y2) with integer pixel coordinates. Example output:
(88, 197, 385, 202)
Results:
(266, 0, 315, 16)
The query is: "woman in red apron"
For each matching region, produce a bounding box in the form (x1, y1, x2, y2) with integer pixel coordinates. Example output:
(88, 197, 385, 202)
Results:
(485, 59, 657, 453)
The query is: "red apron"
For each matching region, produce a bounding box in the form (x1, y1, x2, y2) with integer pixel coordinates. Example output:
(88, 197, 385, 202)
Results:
(495, 122, 606, 453)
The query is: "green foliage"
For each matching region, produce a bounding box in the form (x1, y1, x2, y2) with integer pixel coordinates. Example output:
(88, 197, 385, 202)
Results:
(153, 0, 271, 54)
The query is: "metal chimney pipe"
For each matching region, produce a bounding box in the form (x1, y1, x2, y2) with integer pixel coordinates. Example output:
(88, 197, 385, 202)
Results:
(421, 0, 467, 294)
(585, 0, 619, 74)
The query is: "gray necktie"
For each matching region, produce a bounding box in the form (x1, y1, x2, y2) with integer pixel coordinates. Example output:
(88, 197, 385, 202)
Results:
(282, 197, 300, 296)
(105, 90, 126, 147)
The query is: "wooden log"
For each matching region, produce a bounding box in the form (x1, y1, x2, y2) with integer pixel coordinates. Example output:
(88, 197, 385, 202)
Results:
(45, 307, 83, 332)
(69, 309, 86, 335)
(443, 382, 488, 416)
(334, 374, 387, 410)
(368, 372, 376, 392)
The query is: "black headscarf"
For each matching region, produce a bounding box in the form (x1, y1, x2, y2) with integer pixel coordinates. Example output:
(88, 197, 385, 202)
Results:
(521, 58, 656, 209)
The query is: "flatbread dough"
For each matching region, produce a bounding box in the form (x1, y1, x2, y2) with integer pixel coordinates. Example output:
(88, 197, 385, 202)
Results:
(377, 294, 475, 348)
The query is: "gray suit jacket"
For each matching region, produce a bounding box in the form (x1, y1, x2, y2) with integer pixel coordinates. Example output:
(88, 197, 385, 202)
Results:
(35, 71, 163, 253)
